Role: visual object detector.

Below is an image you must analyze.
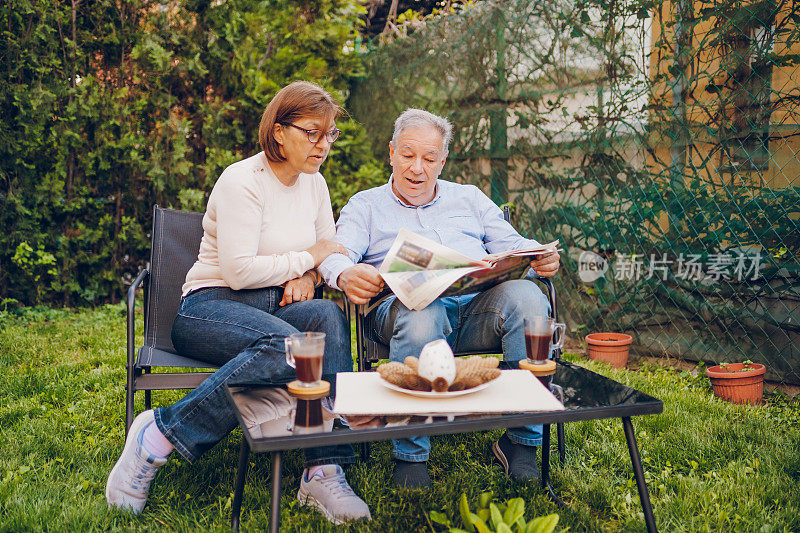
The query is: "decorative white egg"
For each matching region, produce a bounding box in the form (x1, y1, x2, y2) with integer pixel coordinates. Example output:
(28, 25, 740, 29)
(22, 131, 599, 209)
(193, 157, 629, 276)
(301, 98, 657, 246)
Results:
(417, 339, 456, 392)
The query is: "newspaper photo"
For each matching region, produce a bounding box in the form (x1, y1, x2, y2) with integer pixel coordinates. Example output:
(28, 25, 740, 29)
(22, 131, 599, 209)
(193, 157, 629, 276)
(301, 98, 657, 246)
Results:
(374, 229, 559, 312)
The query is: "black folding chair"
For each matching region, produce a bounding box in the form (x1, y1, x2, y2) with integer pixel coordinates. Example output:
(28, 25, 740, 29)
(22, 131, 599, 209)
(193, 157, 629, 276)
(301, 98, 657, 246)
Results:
(125, 206, 217, 434)
(343, 206, 567, 462)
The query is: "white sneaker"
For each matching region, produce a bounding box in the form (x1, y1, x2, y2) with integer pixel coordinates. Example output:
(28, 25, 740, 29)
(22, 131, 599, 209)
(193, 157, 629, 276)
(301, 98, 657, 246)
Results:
(105, 410, 167, 513)
(297, 465, 371, 524)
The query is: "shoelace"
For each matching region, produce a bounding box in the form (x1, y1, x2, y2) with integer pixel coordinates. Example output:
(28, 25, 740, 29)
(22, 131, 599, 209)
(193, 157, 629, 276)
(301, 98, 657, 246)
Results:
(315, 472, 357, 499)
(128, 448, 160, 492)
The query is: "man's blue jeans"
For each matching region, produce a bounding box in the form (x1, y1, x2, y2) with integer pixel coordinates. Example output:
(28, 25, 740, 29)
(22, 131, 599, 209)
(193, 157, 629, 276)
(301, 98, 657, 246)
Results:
(372, 279, 550, 462)
(157, 286, 355, 467)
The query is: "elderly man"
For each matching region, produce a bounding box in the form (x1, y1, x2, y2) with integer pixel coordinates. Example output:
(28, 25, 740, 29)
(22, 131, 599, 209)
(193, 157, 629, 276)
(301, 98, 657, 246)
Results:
(319, 109, 560, 488)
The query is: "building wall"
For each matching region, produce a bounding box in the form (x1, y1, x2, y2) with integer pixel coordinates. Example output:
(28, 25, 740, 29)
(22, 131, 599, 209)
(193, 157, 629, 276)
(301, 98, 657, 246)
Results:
(647, 0, 800, 190)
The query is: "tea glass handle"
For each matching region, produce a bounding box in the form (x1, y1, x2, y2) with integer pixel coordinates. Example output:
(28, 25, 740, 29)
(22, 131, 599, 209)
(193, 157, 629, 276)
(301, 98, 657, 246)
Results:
(284, 338, 295, 369)
(551, 323, 566, 351)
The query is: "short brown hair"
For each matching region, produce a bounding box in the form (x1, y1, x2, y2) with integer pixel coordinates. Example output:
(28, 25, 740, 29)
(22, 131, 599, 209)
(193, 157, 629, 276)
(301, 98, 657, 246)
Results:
(258, 81, 342, 162)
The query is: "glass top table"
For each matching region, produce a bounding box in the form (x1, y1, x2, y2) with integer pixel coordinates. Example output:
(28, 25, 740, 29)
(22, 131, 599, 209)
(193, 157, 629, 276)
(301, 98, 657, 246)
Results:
(225, 358, 663, 532)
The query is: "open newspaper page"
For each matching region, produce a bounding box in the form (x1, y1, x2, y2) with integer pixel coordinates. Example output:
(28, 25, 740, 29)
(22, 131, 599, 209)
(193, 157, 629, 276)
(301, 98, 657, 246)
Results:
(377, 229, 558, 311)
(438, 255, 533, 299)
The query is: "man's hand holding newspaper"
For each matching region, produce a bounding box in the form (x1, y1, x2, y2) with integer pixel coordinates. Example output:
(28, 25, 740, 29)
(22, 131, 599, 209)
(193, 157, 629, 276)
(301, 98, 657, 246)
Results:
(376, 229, 560, 312)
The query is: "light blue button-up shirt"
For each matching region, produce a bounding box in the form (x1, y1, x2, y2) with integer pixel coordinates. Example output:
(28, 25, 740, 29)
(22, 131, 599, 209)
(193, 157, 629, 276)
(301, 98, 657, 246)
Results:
(319, 178, 539, 289)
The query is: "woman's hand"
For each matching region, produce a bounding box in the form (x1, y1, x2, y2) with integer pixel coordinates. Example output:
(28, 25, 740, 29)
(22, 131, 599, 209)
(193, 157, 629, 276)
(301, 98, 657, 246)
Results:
(280, 272, 317, 306)
(306, 239, 347, 267)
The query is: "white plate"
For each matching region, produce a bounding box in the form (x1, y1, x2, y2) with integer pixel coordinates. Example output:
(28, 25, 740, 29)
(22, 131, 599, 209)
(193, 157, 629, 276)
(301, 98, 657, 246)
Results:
(378, 376, 499, 398)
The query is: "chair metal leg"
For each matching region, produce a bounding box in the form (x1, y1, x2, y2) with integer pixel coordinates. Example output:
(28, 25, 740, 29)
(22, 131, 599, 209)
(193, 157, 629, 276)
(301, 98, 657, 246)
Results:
(230, 438, 250, 532)
(622, 417, 658, 533)
(269, 451, 282, 533)
(125, 377, 135, 436)
(541, 422, 568, 507)
(125, 269, 148, 437)
(549, 383, 566, 463)
(541, 423, 550, 489)
(541, 385, 569, 507)
(144, 367, 152, 410)
(354, 302, 366, 373)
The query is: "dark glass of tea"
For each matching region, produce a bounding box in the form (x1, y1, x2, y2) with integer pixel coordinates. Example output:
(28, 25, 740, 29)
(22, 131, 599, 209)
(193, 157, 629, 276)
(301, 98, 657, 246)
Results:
(525, 332, 552, 362)
(523, 317, 566, 364)
(285, 332, 325, 387)
(293, 354, 323, 384)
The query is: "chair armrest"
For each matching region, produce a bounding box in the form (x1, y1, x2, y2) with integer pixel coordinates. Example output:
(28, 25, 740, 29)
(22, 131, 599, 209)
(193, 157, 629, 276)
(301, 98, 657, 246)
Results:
(342, 293, 353, 323)
(344, 293, 384, 371)
(127, 269, 150, 371)
(532, 276, 558, 323)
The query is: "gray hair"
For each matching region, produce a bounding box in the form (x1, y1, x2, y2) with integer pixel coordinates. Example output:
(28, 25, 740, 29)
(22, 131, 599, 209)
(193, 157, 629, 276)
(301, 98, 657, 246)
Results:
(391, 108, 453, 154)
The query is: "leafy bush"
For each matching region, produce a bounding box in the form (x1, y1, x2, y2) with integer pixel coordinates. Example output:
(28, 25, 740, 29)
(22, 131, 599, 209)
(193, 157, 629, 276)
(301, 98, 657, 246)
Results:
(0, 0, 382, 306)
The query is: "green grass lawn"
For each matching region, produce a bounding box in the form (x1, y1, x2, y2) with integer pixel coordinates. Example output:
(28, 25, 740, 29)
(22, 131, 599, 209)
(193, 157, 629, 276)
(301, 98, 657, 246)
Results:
(1, 304, 799, 532)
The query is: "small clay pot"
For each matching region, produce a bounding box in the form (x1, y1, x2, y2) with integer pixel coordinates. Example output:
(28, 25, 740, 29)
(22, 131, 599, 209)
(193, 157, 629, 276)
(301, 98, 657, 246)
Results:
(585, 332, 633, 369)
(705, 363, 766, 405)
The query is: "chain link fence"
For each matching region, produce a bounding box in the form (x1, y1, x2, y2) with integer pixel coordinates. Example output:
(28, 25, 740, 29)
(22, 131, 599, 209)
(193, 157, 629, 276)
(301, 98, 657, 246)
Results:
(350, 0, 800, 384)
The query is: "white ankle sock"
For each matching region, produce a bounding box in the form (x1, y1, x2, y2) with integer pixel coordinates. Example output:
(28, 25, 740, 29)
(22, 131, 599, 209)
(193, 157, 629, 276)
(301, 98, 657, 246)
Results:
(141, 421, 174, 458)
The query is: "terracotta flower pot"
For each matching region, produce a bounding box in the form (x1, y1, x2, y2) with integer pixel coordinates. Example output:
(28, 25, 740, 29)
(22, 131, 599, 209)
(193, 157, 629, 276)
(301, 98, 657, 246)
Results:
(585, 332, 633, 369)
(705, 363, 766, 405)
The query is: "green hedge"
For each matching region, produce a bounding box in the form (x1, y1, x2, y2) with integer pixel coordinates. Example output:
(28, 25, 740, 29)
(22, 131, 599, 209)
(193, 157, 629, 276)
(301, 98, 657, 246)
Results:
(0, 0, 384, 307)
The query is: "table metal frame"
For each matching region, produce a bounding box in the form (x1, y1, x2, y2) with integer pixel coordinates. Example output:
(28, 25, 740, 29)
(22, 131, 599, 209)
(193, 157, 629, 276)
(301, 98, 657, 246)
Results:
(225, 360, 663, 532)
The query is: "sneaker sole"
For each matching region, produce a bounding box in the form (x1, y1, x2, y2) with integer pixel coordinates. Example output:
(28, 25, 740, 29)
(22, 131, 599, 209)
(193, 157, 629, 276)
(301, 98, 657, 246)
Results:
(492, 440, 511, 478)
(296, 488, 347, 525)
(105, 410, 155, 512)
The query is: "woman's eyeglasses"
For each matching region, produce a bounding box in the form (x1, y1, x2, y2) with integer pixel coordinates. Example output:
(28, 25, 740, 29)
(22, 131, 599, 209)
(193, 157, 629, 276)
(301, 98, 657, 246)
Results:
(281, 123, 341, 143)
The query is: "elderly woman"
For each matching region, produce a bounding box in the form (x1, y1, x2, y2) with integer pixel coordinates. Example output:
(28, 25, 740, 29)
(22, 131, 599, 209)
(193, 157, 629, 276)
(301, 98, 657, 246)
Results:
(106, 81, 370, 524)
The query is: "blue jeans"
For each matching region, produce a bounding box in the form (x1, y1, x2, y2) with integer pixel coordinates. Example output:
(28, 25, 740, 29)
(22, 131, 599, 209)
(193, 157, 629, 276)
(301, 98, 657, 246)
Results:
(372, 279, 550, 462)
(157, 286, 355, 467)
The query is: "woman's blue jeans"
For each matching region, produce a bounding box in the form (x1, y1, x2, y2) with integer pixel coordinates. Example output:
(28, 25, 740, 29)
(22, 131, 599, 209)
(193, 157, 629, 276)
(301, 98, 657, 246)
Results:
(372, 279, 550, 462)
(156, 286, 355, 467)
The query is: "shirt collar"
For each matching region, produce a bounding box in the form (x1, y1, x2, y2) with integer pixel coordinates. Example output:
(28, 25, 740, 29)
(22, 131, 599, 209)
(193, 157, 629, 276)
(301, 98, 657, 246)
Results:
(387, 175, 441, 208)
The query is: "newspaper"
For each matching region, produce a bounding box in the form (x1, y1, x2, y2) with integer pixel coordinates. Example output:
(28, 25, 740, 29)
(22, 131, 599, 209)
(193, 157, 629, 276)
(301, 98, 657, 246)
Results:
(373, 229, 559, 312)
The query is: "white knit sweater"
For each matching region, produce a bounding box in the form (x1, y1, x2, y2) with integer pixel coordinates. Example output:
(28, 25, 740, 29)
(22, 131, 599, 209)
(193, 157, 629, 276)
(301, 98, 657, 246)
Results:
(182, 152, 335, 296)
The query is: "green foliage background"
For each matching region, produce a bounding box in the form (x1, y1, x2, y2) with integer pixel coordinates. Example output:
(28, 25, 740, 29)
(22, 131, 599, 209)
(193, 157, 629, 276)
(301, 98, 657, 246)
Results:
(0, 0, 384, 307)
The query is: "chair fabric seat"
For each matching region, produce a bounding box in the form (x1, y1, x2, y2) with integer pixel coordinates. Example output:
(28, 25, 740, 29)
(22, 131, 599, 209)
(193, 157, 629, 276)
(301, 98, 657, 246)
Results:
(137, 346, 219, 369)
